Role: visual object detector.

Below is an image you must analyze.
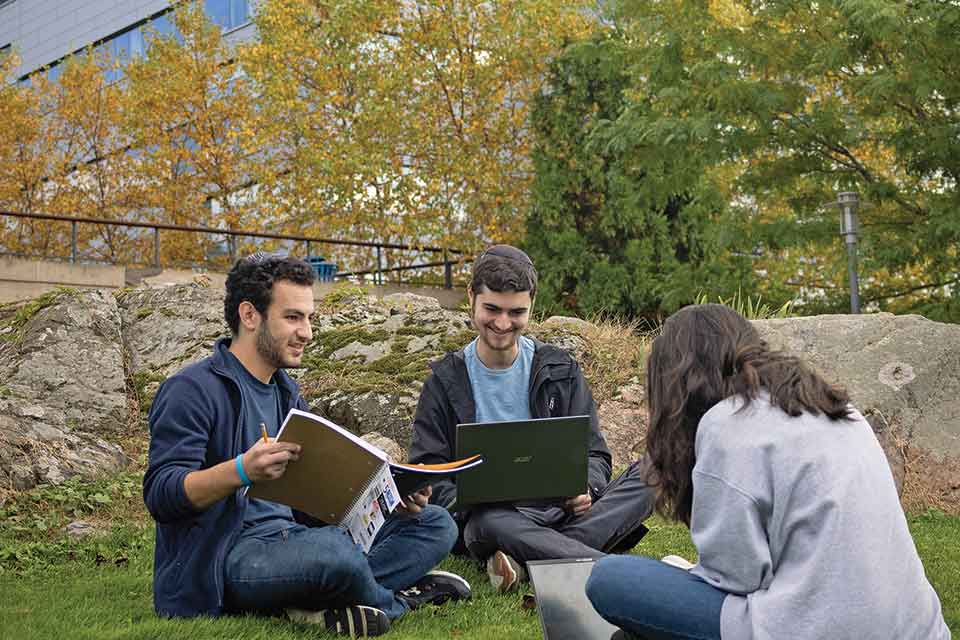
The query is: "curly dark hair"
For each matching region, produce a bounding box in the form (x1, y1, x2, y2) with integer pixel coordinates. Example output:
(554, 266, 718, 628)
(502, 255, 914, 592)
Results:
(224, 253, 315, 335)
(645, 303, 853, 525)
(470, 244, 538, 298)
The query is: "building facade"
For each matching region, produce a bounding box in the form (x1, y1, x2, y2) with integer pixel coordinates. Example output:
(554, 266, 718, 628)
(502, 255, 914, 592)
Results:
(0, 0, 255, 81)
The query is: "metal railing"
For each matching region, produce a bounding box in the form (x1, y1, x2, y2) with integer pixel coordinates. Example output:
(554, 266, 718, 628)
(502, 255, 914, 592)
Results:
(0, 211, 465, 289)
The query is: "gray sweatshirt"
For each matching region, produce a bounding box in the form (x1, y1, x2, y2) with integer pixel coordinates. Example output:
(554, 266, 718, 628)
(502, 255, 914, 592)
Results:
(689, 394, 950, 640)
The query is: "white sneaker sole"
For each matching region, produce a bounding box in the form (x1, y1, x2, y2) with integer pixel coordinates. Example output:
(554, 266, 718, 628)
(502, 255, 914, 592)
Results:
(661, 554, 695, 571)
(426, 569, 473, 595)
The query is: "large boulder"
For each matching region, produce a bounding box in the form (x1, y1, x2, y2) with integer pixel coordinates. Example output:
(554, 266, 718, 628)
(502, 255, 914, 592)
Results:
(754, 313, 960, 509)
(1, 284, 957, 515)
(0, 290, 128, 489)
(596, 379, 647, 471)
(299, 292, 474, 447)
(116, 283, 227, 410)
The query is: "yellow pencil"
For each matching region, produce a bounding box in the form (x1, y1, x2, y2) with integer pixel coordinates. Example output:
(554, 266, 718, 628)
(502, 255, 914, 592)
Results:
(260, 422, 269, 444)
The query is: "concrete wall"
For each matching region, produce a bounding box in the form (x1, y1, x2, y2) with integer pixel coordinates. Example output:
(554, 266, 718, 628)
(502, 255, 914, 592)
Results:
(141, 268, 466, 309)
(0, 259, 465, 309)
(0, 256, 125, 303)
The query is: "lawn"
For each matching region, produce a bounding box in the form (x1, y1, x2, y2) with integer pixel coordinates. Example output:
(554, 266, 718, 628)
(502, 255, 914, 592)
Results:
(1, 504, 957, 639)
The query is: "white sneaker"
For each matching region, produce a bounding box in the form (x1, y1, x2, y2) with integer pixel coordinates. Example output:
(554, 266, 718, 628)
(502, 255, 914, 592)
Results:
(486, 550, 526, 593)
(661, 554, 695, 570)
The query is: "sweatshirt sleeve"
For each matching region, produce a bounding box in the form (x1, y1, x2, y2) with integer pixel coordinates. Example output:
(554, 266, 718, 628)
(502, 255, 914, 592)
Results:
(689, 469, 773, 594)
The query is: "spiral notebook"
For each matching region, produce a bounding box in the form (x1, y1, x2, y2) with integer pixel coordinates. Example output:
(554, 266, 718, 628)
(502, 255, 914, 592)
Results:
(247, 408, 483, 551)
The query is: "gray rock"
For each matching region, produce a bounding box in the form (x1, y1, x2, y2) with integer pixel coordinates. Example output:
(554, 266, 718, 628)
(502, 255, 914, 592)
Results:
(382, 292, 442, 313)
(529, 318, 592, 362)
(330, 341, 391, 364)
(0, 290, 130, 490)
(755, 313, 960, 507)
(754, 313, 960, 459)
(362, 432, 406, 463)
(311, 391, 419, 446)
(406, 335, 440, 354)
(66, 520, 97, 538)
(116, 284, 227, 379)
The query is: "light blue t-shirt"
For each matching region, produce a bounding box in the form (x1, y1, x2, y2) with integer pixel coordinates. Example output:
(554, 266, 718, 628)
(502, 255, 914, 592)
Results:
(464, 335, 535, 423)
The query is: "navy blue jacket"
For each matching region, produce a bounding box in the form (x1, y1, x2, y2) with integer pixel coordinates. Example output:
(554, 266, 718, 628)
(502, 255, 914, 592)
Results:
(142, 338, 308, 617)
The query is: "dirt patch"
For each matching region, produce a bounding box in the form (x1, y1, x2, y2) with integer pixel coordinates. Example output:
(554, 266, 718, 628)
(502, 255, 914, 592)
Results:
(901, 448, 960, 516)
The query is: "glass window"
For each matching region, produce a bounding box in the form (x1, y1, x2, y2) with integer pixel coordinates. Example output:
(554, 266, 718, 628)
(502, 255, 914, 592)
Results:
(46, 63, 63, 84)
(205, 0, 250, 30)
(112, 31, 130, 60)
(129, 28, 145, 59)
(230, 0, 249, 28)
(150, 13, 174, 38)
(205, 0, 228, 28)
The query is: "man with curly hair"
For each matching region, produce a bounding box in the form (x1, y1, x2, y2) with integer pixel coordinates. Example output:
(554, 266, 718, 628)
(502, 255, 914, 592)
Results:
(144, 253, 470, 638)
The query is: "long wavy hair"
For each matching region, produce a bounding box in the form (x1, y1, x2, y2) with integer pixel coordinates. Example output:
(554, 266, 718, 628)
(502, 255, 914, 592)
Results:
(645, 304, 853, 525)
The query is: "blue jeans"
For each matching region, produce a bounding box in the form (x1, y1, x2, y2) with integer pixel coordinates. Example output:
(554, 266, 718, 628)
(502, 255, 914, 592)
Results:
(224, 505, 458, 620)
(586, 555, 726, 640)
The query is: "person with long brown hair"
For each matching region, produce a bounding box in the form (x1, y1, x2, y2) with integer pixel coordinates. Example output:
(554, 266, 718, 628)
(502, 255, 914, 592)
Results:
(586, 304, 948, 640)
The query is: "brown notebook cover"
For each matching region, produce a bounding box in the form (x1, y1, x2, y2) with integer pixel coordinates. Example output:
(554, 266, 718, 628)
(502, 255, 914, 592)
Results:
(246, 409, 385, 524)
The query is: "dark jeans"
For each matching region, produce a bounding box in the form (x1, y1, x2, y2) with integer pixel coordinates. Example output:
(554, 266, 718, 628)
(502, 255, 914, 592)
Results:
(586, 555, 726, 640)
(463, 460, 654, 563)
(223, 504, 457, 620)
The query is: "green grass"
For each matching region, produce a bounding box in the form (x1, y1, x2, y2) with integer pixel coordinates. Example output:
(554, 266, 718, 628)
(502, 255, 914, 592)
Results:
(1, 511, 956, 639)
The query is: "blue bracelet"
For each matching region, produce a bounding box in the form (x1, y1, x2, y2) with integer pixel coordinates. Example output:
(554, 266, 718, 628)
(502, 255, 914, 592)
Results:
(235, 454, 252, 487)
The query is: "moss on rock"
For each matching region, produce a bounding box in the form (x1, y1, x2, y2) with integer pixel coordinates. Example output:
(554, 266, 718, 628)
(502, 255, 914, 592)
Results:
(0, 288, 74, 343)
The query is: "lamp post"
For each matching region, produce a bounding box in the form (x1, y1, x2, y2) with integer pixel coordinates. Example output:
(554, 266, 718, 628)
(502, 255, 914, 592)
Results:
(837, 191, 860, 314)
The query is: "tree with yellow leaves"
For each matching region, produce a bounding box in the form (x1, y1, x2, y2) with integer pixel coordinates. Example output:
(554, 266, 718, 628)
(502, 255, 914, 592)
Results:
(51, 51, 152, 263)
(0, 55, 73, 258)
(245, 0, 592, 274)
(124, 3, 263, 267)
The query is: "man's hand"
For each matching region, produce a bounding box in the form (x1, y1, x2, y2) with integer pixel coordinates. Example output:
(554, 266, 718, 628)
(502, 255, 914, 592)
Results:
(565, 492, 592, 517)
(242, 439, 301, 483)
(183, 439, 301, 511)
(399, 484, 432, 515)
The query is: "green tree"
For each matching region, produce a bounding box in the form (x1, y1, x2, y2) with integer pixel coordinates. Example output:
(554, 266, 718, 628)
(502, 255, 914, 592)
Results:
(609, 0, 960, 322)
(525, 33, 757, 320)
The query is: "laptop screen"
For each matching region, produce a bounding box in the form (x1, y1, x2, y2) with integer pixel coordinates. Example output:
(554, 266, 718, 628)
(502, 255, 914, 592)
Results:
(454, 416, 589, 506)
(528, 558, 619, 640)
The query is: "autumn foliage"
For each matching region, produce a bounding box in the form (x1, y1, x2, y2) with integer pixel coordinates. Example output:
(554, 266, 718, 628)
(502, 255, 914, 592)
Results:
(0, 0, 589, 277)
(0, 0, 957, 321)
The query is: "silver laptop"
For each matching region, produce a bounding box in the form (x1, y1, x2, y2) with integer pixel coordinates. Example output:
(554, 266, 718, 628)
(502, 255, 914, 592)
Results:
(528, 558, 619, 640)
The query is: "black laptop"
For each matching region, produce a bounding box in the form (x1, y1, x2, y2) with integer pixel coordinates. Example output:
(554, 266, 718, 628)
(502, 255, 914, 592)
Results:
(454, 415, 589, 506)
(528, 558, 619, 640)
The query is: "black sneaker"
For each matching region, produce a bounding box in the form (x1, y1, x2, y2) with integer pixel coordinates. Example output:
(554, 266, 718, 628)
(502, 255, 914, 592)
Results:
(397, 570, 472, 609)
(610, 629, 645, 640)
(286, 605, 390, 637)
